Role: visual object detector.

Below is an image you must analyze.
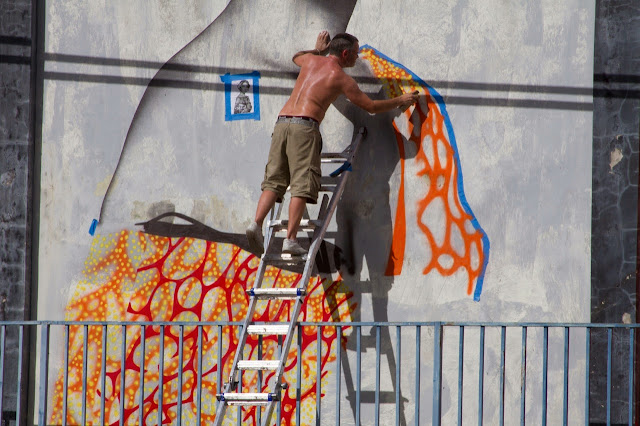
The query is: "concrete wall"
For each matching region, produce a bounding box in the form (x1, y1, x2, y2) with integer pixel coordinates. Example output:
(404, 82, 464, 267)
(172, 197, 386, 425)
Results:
(0, 0, 34, 419)
(38, 0, 594, 319)
(33, 1, 595, 423)
(13, 0, 639, 424)
(590, 1, 640, 422)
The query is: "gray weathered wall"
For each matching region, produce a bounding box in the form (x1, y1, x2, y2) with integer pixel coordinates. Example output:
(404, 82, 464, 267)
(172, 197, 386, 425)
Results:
(5, 0, 640, 424)
(34, 1, 594, 424)
(590, 0, 640, 423)
(0, 0, 33, 418)
(0, 0, 34, 420)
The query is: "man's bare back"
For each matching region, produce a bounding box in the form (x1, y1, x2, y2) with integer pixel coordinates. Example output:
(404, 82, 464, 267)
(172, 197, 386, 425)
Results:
(279, 55, 345, 122)
(280, 31, 418, 123)
(247, 31, 418, 257)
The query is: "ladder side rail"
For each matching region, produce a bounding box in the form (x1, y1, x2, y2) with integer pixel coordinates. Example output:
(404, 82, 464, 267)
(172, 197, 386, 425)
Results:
(260, 298, 306, 426)
(218, 127, 366, 426)
(297, 127, 365, 285)
(213, 203, 285, 425)
(261, 127, 366, 425)
(264, 200, 284, 251)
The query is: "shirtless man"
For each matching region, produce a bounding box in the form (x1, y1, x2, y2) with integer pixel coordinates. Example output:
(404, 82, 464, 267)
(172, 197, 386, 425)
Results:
(246, 31, 419, 256)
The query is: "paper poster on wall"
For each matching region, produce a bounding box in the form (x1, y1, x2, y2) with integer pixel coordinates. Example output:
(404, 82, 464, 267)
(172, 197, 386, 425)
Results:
(220, 71, 260, 121)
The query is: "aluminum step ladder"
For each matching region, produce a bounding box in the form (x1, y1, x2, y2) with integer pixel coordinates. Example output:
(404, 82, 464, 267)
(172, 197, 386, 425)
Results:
(213, 127, 366, 426)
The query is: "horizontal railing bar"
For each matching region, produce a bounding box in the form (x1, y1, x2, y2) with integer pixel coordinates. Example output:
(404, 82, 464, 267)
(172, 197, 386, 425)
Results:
(1, 320, 638, 327)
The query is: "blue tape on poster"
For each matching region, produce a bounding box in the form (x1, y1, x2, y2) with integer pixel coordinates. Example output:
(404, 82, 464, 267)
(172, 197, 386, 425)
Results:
(220, 71, 261, 121)
(89, 219, 98, 236)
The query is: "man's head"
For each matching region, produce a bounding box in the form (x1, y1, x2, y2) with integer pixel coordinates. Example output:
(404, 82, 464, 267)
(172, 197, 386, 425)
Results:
(329, 33, 359, 67)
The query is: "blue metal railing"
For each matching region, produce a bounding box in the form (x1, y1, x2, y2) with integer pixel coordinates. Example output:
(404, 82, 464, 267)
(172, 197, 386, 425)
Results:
(0, 321, 637, 425)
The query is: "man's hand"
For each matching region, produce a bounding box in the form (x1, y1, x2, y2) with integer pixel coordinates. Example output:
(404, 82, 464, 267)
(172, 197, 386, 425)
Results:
(315, 30, 331, 54)
(398, 90, 420, 111)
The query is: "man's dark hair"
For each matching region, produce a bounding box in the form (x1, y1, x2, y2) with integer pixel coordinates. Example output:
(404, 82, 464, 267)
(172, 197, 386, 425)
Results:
(328, 33, 359, 56)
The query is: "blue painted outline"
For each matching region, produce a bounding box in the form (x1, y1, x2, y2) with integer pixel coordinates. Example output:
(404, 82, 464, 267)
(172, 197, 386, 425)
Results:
(220, 71, 261, 121)
(361, 45, 490, 301)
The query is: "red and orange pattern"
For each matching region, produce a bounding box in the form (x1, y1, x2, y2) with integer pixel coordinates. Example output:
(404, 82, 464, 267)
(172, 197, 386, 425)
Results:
(50, 231, 354, 425)
(361, 47, 487, 296)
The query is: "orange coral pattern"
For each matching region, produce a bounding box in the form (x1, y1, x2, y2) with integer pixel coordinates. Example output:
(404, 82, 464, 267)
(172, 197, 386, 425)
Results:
(361, 47, 489, 298)
(50, 231, 354, 425)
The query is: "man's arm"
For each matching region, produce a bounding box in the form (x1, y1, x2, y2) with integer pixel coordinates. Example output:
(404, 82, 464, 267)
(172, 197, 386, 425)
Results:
(292, 30, 331, 66)
(342, 75, 419, 114)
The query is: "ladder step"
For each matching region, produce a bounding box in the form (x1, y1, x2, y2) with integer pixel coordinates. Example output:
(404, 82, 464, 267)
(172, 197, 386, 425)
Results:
(247, 288, 307, 299)
(238, 360, 280, 370)
(217, 392, 279, 406)
(262, 253, 308, 264)
(268, 219, 321, 231)
(247, 324, 290, 335)
(321, 152, 349, 159)
(321, 176, 339, 184)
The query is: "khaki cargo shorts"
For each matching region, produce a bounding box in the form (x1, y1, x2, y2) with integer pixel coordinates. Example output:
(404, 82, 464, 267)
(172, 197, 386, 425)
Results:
(261, 117, 322, 204)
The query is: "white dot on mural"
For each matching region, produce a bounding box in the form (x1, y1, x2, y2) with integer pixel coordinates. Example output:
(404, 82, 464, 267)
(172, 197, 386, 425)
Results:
(437, 138, 448, 169)
(464, 219, 476, 235)
(177, 277, 202, 309)
(420, 196, 446, 247)
(447, 172, 461, 219)
(422, 134, 434, 169)
(438, 254, 454, 269)
(470, 241, 480, 271)
(450, 223, 465, 258)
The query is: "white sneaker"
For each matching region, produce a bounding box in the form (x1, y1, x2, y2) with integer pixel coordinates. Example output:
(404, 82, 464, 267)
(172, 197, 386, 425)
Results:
(282, 238, 307, 256)
(246, 222, 264, 255)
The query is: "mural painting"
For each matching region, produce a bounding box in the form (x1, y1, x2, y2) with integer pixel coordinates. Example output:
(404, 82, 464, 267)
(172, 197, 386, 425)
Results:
(48, 43, 487, 424)
(49, 231, 354, 424)
(37, 0, 595, 423)
(360, 47, 489, 301)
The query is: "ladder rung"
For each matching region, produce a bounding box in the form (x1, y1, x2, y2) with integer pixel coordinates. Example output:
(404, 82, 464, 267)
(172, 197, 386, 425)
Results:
(247, 288, 307, 299)
(227, 400, 270, 406)
(321, 152, 349, 159)
(320, 185, 337, 192)
(238, 360, 280, 370)
(321, 176, 339, 184)
(321, 158, 347, 163)
(217, 392, 278, 405)
(262, 254, 308, 264)
(247, 324, 290, 335)
(268, 219, 321, 230)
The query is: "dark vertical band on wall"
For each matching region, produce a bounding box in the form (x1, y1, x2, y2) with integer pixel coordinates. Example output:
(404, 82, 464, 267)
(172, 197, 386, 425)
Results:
(591, 0, 640, 423)
(636, 117, 640, 425)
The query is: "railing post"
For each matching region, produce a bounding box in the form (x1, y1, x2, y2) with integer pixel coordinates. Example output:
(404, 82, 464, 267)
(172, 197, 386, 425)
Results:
(521, 326, 527, 426)
(396, 326, 401, 426)
(585, 327, 590, 426)
(433, 322, 443, 426)
(629, 328, 634, 426)
(458, 326, 464, 425)
(316, 326, 322, 426)
(542, 326, 548, 426)
(478, 325, 485, 426)
(500, 326, 506, 426)
(335, 326, 341, 426)
(415, 325, 421, 426)
(38, 323, 49, 426)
